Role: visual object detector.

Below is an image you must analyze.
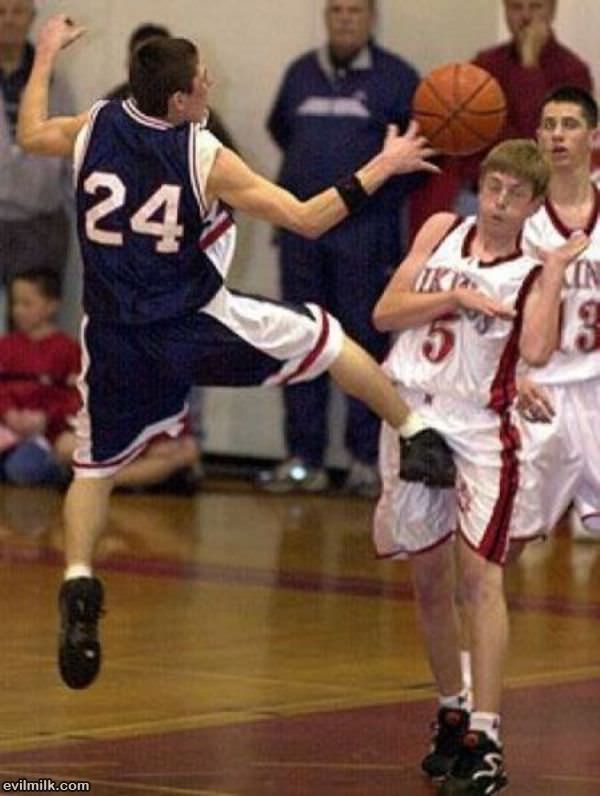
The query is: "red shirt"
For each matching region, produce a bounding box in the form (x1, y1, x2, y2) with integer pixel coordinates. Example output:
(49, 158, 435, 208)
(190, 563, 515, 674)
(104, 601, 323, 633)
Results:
(0, 330, 81, 442)
(410, 35, 593, 235)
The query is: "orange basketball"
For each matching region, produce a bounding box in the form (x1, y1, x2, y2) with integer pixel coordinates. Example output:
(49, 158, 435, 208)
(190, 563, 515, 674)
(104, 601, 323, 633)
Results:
(412, 63, 507, 156)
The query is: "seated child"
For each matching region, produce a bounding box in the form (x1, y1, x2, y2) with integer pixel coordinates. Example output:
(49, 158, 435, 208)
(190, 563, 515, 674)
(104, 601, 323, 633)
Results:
(0, 269, 200, 489)
(0, 269, 80, 485)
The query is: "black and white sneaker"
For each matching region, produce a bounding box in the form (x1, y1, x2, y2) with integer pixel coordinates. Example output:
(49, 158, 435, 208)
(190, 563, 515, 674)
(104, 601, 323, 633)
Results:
(399, 429, 456, 488)
(58, 576, 104, 689)
(421, 707, 470, 780)
(440, 730, 508, 794)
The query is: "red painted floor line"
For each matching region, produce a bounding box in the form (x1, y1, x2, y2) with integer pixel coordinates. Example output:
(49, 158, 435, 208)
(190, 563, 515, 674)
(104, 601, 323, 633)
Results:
(1, 542, 599, 618)
(1, 679, 599, 795)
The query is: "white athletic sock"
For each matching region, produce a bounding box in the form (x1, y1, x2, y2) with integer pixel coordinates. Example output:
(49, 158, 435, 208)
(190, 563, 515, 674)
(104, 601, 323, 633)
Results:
(470, 711, 501, 744)
(64, 564, 93, 581)
(398, 411, 428, 439)
(461, 649, 472, 691)
(439, 688, 471, 711)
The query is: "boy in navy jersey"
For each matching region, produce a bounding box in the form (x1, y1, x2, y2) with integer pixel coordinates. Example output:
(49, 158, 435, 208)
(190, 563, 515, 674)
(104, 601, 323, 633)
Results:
(18, 15, 452, 690)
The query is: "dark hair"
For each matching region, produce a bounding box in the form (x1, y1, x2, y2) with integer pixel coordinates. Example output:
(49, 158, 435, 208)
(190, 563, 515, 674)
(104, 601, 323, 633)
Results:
(541, 85, 599, 128)
(128, 23, 171, 56)
(10, 268, 62, 301)
(129, 37, 198, 117)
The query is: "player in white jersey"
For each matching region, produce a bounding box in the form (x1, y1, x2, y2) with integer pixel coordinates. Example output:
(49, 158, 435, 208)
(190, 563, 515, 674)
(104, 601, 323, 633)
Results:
(372, 139, 587, 795)
(520, 86, 600, 539)
(16, 16, 454, 691)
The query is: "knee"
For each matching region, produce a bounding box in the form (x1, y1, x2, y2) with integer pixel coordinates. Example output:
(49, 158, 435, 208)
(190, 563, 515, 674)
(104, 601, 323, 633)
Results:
(459, 560, 503, 609)
(412, 549, 455, 610)
(178, 435, 200, 467)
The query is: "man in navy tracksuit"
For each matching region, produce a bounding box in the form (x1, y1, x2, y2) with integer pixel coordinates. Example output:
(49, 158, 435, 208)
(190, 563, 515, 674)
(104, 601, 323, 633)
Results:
(260, 0, 421, 496)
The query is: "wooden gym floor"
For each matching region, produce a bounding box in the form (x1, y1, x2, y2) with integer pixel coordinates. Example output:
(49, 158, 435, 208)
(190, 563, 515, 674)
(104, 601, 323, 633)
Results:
(0, 477, 598, 795)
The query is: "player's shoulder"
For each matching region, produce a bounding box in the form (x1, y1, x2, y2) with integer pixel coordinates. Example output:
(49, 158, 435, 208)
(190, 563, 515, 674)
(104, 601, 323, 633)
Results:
(420, 211, 463, 242)
(411, 212, 463, 258)
(523, 203, 552, 239)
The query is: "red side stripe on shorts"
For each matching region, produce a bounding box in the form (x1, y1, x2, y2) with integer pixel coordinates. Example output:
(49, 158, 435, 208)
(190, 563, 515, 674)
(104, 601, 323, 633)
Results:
(200, 215, 233, 249)
(280, 308, 330, 385)
(478, 412, 520, 565)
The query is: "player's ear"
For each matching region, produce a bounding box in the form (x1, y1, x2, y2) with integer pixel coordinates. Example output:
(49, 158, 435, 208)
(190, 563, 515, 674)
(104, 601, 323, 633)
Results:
(167, 90, 186, 120)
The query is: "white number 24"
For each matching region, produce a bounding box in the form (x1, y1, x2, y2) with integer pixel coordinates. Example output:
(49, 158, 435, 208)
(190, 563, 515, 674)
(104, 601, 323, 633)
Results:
(84, 171, 184, 253)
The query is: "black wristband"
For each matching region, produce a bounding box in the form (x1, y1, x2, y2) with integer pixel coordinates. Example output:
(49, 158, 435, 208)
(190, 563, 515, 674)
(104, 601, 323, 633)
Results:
(335, 173, 369, 213)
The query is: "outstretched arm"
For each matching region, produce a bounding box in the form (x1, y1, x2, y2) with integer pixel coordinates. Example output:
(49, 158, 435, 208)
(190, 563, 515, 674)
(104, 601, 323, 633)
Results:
(207, 121, 440, 240)
(17, 15, 88, 157)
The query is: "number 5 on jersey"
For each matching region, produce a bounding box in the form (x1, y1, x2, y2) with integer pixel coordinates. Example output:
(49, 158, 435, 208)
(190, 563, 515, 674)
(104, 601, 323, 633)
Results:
(423, 313, 459, 363)
(84, 171, 184, 253)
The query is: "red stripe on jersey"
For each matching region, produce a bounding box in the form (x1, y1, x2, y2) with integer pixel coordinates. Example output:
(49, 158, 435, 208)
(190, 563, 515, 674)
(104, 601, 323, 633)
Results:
(477, 412, 521, 565)
(544, 183, 600, 239)
(488, 265, 541, 413)
(281, 308, 330, 385)
(200, 215, 233, 249)
(462, 221, 523, 266)
(431, 214, 463, 255)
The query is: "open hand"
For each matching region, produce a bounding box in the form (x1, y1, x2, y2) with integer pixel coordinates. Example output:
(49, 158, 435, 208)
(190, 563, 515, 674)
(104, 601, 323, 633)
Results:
(516, 377, 554, 423)
(454, 286, 516, 320)
(382, 121, 441, 176)
(535, 231, 589, 270)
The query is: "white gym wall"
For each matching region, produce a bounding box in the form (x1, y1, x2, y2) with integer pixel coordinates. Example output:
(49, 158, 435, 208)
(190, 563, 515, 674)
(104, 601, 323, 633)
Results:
(34, 1, 593, 462)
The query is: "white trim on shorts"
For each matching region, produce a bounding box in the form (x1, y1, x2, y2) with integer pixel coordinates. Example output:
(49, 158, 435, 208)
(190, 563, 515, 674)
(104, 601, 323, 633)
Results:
(200, 288, 344, 385)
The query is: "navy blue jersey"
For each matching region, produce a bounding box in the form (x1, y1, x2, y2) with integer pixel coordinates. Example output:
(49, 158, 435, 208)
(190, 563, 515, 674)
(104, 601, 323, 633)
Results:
(75, 100, 231, 323)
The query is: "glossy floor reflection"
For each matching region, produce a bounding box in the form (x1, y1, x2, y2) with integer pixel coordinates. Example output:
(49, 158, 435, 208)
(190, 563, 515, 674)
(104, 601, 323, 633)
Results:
(0, 482, 598, 794)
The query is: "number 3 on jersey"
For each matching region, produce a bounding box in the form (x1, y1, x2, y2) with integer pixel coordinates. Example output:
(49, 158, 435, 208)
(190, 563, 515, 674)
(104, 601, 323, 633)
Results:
(576, 299, 600, 353)
(422, 313, 458, 363)
(84, 171, 184, 253)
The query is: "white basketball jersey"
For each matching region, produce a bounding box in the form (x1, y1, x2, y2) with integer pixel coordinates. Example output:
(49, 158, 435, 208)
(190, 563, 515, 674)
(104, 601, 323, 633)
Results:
(523, 189, 600, 384)
(385, 217, 540, 412)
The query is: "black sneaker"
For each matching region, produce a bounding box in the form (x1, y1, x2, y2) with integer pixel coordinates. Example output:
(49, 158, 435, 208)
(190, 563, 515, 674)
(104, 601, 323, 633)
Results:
(440, 730, 508, 794)
(421, 707, 470, 780)
(58, 576, 104, 689)
(399, 429, 455, 488)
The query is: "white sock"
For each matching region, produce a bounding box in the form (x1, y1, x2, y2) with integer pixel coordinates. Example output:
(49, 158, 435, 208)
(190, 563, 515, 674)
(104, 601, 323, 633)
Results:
(461, 649, 472, 691)
(439, 688, 471, 711)
(470, 711, 501, 744)
(64, 564, 93, 580)
(398, 411, 428, 439)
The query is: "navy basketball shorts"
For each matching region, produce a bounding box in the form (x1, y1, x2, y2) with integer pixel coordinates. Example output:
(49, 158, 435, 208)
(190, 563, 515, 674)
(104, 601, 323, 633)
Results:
(73, 286, 344, 478)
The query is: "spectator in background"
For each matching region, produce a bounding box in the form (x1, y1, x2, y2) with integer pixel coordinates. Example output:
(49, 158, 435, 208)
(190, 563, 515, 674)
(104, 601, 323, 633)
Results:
(105, 22, 237, 150)
(0, 268, 79, 485)
(0, 0, 73, 326)
(259, 0, 421, 497)
(411, 0, 593, 229)
(0, 268, 200, 490)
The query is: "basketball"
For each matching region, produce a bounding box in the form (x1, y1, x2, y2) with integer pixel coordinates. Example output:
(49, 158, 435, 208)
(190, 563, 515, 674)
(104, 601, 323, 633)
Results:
(412, 63, 507, 156)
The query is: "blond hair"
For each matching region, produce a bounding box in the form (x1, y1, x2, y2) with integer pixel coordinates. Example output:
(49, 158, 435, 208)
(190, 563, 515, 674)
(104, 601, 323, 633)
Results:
(480, 139, 550, 199)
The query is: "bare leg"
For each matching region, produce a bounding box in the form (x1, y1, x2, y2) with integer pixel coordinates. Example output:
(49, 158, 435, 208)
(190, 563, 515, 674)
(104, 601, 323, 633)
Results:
(329, 336, 410, 429)
(458, 536, 507, 713)
(63, 477, 114, 569)
(114, 437, 199, 488)
(411, 540, 463, 697)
